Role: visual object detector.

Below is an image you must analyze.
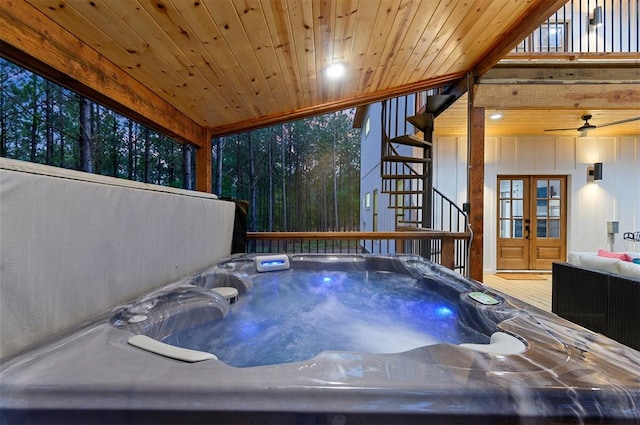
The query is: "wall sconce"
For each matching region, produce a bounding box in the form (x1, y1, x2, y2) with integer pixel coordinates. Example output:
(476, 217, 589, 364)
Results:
(590, 6, 603, 28)
(588, 162, 603, 182)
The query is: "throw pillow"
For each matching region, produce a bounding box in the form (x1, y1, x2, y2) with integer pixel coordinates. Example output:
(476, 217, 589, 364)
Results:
(597, 249, 632, 262)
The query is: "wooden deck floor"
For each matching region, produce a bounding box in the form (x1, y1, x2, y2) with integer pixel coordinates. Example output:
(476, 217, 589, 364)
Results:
(482, 273, 552, 312)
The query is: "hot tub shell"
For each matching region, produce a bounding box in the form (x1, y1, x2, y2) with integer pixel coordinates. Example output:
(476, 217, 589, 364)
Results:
(1, 254, 639, 424)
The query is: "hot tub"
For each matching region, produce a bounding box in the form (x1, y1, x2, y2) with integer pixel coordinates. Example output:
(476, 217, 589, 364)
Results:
(1, 254, 639, 424)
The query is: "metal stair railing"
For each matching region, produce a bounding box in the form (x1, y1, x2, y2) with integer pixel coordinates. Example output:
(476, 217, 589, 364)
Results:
(432, 187, 471, 275)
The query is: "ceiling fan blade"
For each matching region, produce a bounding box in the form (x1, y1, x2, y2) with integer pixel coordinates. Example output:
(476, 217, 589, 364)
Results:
(596, 117, 640, 128)
(544, 127, 578, 132)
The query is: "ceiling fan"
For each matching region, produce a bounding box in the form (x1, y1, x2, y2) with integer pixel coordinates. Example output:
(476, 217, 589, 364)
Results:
(544, 114, 640, 137)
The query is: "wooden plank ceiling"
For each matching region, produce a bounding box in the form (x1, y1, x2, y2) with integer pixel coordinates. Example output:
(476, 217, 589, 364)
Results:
(0, 0, 568, 142)
(434, 97, 640, 137)
(436, 62, 640, 137)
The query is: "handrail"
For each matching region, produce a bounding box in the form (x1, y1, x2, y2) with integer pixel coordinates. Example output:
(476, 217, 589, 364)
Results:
(248, 231, 470, 240)
(246, 231, 471, 273)
(433, 187, 466, 218)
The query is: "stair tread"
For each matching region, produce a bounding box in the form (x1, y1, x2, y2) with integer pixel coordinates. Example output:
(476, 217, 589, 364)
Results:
(384, 190, 424, 194)
(383, 155, 430, 163)
(381, 174, 426, 179)
(425, 94, 456, 114)
(390, 134, 432, 148)
(406, 113, 434, 132)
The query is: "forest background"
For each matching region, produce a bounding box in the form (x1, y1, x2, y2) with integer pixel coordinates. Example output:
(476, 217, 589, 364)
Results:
(0, 58, 361, 232)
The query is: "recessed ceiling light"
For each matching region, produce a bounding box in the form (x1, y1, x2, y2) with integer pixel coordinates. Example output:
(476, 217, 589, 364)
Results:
(490, 113, 503, 120)
(325, 63, 346, 79)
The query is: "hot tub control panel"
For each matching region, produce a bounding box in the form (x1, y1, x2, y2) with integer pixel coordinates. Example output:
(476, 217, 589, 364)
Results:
(255, 254, 291, 272)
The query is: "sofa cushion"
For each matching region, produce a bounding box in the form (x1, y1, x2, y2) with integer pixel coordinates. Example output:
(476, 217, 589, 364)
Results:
(597, 249, 632, 262)
(618, 261, 640, 279)
(581, 255, 621, 275)
(567, 252, 581, 266)
(567, 252, 598, 266)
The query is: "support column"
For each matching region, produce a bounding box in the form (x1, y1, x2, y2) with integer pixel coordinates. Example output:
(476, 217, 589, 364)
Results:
(468, 106, 485, 282)
(195, 132, 212, 193)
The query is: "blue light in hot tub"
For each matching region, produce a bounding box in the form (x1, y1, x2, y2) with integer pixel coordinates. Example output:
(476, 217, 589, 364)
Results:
(238, 322, 261, 339)
(322, 276, 332, 284)
(435, 305, 454, 319)
(261, 259, 286, 267)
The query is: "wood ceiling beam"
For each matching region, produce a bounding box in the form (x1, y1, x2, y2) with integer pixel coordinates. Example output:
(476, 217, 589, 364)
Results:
(475, 83, 640, 110)
(475, 61, 640, 110)
(0, 0, 206, 148)
(480, 62, 640, 83)
(207, 72, 468, 137)
(472, 0, 569, 77)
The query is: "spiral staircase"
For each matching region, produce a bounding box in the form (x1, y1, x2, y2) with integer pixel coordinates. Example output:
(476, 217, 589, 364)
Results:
(380, 90, 470, 270)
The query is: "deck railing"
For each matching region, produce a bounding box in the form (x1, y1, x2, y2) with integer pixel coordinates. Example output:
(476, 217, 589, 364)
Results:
(246, 231, 471, 275)
(508, 0, 639, 56)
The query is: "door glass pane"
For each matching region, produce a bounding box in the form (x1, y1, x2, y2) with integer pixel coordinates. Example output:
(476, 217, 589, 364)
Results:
(549, 199, 560, 217)
(536, 179, 547, 198)
(513, 219, 523, 238)
(500, 200, 511, 218)
(549, 219, 560, 238)
(537, 219, 547, 237)
(512, 180, 524, 198)
(513, 200, 523, 218)
(500, 219, 511, 238)
(550, 180, 561, 198)
(537, 200, 548, 217)
(500, 180, 511, 197)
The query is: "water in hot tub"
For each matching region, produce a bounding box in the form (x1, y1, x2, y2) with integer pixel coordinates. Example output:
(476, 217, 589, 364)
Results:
(162, 270, 486, 367)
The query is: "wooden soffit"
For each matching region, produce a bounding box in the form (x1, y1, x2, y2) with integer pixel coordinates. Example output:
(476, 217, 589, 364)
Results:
(0, 0, 209, 147)
(0, 0, 568, 141)
(474, 60, 640, 110)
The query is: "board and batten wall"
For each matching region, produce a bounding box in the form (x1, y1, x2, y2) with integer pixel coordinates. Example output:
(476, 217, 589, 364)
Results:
(433, 135, 640, 273)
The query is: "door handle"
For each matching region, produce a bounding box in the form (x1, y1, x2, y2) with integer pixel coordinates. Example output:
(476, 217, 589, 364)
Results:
(525, 225, 530, 240)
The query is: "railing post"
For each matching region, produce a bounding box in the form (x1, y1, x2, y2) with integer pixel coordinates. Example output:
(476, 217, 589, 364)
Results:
(468, 106, 485, 281)
(396, 239, 403, 254)
(441, 238, 455, 270)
